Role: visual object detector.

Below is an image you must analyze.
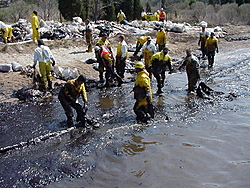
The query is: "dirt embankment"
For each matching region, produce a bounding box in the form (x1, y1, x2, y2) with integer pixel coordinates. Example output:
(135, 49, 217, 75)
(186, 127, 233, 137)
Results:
(0, 25, 249, 103)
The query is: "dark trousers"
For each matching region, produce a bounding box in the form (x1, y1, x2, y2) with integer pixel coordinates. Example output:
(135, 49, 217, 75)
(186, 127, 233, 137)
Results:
(187, 75, 199, 92)
(152, 65, 167, 90)
(105, 65, 123, 86)
(201, 43, 206, 58)
(116, 56, 126, 78)
(207, 51, 215, 67)
(58, 89, 86, 126)
(133, 102, 148, 123)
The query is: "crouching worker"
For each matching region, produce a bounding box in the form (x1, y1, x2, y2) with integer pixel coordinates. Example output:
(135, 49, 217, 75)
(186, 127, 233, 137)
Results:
(58, 75, 88, 127)
(133, 61, 154, 123)
(95, 45, 123, 87)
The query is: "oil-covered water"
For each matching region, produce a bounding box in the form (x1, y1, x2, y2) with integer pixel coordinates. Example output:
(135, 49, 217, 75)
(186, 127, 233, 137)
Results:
(0, 48, 250, 188)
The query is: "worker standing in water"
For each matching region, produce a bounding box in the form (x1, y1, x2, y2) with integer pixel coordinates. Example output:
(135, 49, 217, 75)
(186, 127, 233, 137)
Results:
(179, 49, 200, 93)
(133, 61, 154, 123)
(58, 75, 88, 127)
(95, 33, 113, 83)
(198, 26, 209, 59)
(94, 45, 123, 87)
(205, 32, 219, 68)
(116, 35, 128, 79)
(150, 47, 173, 94)
(140, 36, 157, 78)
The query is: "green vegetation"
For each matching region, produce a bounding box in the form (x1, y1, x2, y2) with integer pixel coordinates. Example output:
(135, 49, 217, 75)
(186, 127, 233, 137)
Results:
(0, 0, 249, 25)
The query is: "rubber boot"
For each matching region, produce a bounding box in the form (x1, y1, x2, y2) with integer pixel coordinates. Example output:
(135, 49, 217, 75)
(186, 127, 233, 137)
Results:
(40, 83, 47, 93)
(88, 43, 92, 52)
(99, 73, 104, 83)
(67, 117, 74, 127)
(48, 80, 53, 91)
(157, 88, 163, 94)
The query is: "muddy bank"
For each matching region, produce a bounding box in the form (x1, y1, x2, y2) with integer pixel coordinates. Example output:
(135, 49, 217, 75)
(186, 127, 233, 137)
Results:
(0, 25, 249, 103)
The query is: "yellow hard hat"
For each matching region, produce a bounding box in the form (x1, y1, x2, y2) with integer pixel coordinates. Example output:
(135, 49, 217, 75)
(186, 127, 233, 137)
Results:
(135, 61, 145, 69)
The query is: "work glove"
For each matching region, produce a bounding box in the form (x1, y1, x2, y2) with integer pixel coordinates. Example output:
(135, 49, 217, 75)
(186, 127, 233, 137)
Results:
(51, 60, 55, 66)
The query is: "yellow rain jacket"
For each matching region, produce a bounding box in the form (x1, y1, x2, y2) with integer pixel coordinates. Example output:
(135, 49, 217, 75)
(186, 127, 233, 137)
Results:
(137, 36, 147, 45)
(205, 36, 218, 52)
(116, 40, 128, 58)
(156, 30, 167, 45)
(154, 12, 160, 21)
(150, 51, 172, 67)
(134, 70, 152, 108)
(30, 13, 39, 30)
(100, 45, 113, 66)
(2, 26, 13, 43)
(64, 79, 87, 102)
(30, 13, 40, 42)
(97, 38, 112, 50)
(0, 21, 13, 43)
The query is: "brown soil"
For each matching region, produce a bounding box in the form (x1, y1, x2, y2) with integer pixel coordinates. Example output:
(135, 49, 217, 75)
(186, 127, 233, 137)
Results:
(0, 25, 249, 103)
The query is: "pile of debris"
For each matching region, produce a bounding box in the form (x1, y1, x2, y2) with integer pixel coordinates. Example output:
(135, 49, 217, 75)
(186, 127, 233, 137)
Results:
(1, 17, 226, 44)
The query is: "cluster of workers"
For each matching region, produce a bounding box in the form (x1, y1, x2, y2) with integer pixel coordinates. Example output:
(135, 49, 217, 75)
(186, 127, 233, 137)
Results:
(32, 23, 218, 126)
(117, 8, 167, 26)
(141, 8, 167, 22)
(1, 10, 219, 126)
(0, 11, 39, 43)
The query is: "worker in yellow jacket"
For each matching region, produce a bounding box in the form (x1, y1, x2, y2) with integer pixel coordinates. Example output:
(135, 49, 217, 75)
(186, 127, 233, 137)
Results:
(58, 75, 88, 127)
(117, 10, 126, 24)
(133, 36, 147, 56)
(30, 11, 40, 43)
(158, 8, 166, 22)
(150, 47, 173, 93)
(156, 26, 167, 51)
(140, 36, 156, 78)
(0, 21, 14, 43)
(133, 61, 154, 123)
(198, 26, 209, 59)
(96, 32, 112, 52)
(84, 19, 93, 52)
(205, 32, 219, 68)
(116, 35, 128, 78)
(96, 33, 112, 82)
(95, 45, 123, 87)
